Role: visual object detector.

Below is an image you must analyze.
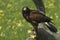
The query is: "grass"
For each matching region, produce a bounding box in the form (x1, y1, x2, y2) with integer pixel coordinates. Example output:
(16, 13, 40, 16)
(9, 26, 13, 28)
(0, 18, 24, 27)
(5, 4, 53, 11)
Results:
(0, 0, 60, 40)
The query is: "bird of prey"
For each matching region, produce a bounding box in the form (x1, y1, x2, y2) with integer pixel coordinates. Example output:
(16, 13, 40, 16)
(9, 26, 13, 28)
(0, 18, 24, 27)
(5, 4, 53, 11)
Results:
(22, 7, 57, 33)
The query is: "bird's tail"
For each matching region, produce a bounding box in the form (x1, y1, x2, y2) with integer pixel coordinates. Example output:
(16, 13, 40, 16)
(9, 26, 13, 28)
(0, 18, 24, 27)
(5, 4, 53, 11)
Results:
(45, 22, 57, 33)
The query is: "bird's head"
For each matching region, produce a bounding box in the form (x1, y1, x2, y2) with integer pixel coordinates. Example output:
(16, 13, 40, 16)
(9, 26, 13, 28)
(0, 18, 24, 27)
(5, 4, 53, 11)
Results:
(22, 7, 30, 14)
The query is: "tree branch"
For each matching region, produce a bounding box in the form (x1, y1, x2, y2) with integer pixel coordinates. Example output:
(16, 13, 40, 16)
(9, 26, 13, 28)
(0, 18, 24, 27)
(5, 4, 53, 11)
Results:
(32, 0, 45, 13)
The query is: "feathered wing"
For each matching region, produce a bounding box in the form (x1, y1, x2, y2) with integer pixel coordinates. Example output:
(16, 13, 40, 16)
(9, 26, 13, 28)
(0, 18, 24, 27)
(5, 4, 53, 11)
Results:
(29, 11, 57, 33)
(29, 11, 51, 23)
(45, 22, 57, 33)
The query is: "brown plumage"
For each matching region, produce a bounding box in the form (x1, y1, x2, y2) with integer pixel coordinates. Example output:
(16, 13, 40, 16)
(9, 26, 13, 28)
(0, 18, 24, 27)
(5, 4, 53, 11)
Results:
(22, 7, 57, 33)
(29, 11, 51, 23)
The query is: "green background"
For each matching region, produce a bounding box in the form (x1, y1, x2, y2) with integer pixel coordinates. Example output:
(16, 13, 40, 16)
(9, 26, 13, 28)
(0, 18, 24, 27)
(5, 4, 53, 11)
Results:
(0, 0, 60, 40)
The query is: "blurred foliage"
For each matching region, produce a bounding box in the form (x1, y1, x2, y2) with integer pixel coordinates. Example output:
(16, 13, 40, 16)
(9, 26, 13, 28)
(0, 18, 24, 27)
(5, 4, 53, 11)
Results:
(0, 0, 60, 40)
